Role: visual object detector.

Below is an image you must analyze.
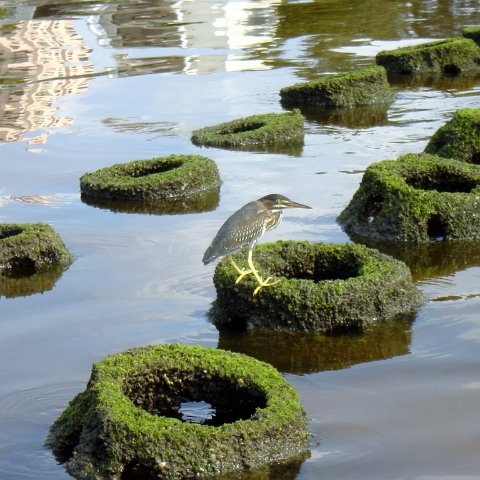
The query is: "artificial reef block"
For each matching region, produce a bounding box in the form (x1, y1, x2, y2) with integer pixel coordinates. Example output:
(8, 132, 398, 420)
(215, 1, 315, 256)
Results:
(191, 110, 304, 149)
(210, 240, 423, 333)
(463, 26, 480, 46)
(338, 153, 480, 242)
(424, 108, 480, 164)
(0, 223, 72, 278)
(80, 154, 220, 201)
(279, 66, 394, 108)
(376, 37, 480, 76)
(46, 344, 309, 480)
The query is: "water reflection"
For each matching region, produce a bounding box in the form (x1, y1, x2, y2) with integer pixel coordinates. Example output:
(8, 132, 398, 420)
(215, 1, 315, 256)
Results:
(218, 315, 414, 375)
(80, 187, 220, 215)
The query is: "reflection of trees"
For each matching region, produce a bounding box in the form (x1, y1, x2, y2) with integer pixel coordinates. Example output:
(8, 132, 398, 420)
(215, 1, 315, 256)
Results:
(0, 17, 93, 143)
(218, 315, 414, 375)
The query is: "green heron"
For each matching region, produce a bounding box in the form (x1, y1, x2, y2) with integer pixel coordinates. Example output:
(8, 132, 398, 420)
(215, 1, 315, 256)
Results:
(203, 193, 311, 295)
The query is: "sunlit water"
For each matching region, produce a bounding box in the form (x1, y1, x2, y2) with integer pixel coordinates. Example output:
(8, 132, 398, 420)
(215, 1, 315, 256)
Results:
(0, 1, 480, 479)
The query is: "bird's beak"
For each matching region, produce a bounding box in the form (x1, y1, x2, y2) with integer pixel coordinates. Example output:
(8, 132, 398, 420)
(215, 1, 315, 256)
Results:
(286, 200, 312, 209)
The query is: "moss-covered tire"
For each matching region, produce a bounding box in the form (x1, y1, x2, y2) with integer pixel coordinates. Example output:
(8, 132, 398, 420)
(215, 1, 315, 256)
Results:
(424, 108, 480, 164)
(338, 153, 480, 242)
(46, 344, 309, 480)
(0, 223, 72, 277)
(376, 37, 480, 76)
(191, 110, 304, 149)
(463, 26, 480, 46)
(80, 154, 220, 201)
(210, 241, 423, 333)
(280, 66, 394, 108)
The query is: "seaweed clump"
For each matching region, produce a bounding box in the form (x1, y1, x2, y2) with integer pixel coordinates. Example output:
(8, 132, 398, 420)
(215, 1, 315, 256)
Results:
(280, 66, 394, 108)
(210, 240, 423, 333)
(191, 110, 304, 149)
(376, 37, 480, 76)
(46, 344, 309, 480)
(80, 154, 220, 202)
(424, 108, 480, 164)
(338, 153, 480, 242)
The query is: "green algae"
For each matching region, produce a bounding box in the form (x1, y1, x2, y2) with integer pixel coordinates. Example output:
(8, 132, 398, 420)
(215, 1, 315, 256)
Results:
(0, 223, 72, 278)
(46, 344, 309, 480)
(424, 108, 480, 164)
(376, 37, 480, 76)
(337, 153, 480, 242)
(280, 66, 394, 108)
(210, 241, 423, 333)
(463, 26, 480, 46)
(191, 110, 304, 149)
(80, 154, 220, 201)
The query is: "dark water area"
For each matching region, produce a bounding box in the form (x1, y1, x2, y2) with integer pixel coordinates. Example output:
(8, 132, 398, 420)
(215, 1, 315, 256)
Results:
(0, 1, 480, 479)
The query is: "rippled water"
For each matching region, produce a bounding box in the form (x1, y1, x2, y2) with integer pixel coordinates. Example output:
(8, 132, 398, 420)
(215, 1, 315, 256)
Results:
(0, 1, 480, 479)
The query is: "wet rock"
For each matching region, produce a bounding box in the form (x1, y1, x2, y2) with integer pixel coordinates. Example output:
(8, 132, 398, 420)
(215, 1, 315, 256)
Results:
(424, 108, 480, 164)
(210, 240, 423, 333)
(0, 223, 72, 279)
(376, 37, 480, 76)
(46, 344, 309, 480)
(191, 110, 304, 149)
(279, 66, 394, 108)
(338, 153, 480, 242)
(80, 154, 220, 203)
(462, 25, 480, 46)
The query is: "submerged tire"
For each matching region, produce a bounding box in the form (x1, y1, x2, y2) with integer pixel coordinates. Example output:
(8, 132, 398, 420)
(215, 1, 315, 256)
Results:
(338, 153, 480, 242)
(46, 344, 309, 480)
(211, 240, 424, 333)
(80, 154, 220, 201)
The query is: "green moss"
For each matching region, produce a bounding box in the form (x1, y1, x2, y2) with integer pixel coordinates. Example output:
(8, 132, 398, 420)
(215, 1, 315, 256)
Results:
(338, 153, 480, 242)
(80, 154, 220, 201)
(424, 108, 480, 164)
(463, 26, 480, 46)
(280, 66, 394, 108)
(0, 223, 72, 279)
(210, 241, 423, 333)
(191, 110, 304, 149)
(0, 7, 12, 19)
(376, 37, 480, 75)
(46, 344, 309, 480)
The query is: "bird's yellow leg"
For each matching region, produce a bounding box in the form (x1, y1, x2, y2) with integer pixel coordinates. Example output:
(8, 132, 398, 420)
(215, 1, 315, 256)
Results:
(247, 249, 280, 296)
(228, 257, 253, 284)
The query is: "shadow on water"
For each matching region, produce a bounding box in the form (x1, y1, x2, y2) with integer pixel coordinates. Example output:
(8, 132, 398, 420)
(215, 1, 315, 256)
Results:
(350, 236, 480, 282)
(217, 314, 414, 375)
(80, 188, 220, 215)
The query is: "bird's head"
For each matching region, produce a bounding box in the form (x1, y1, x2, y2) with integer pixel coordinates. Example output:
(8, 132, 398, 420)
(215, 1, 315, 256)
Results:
(258, 194, 312, 212)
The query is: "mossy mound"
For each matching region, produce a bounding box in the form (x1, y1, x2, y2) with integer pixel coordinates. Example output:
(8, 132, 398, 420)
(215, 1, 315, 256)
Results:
(338, 153, 480, 242)
(463, 26, 480, 46)
(80, 154, 220, 201)
(191, 111, 304, 149)
(279, 66, 394, 108)
(46, 344, 309, 480)
(0, 223, 72, 278)
(424, 108, 480, 164)
(376, 37, 480, 76)
(210, 241, 423, 333)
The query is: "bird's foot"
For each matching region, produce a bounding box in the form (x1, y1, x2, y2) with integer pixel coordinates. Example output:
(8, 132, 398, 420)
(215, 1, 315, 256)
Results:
(253, 277, 281, 296)
(229, 257, 253, 284)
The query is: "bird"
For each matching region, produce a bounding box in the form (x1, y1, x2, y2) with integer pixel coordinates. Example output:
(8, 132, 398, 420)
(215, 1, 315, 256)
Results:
(203, 193, 312, 295)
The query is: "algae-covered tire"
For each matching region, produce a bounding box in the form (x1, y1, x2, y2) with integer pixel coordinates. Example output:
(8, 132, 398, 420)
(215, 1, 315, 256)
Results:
(46, 344, 309, 480)
(191, 110, 304, 148)
(280, 66, 394, 108)
(463, 26, 480, 46)
(211, 241, 423, 333)
(80, 154, 220, 201)
(338, 153, 480, 242)
(424, 108, 480, 164)
(0, 223, 72, 277)
(376, 37, 480, 76)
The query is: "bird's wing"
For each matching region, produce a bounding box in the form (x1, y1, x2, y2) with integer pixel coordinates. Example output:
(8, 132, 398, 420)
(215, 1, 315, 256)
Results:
(202, 201, 266, 264)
